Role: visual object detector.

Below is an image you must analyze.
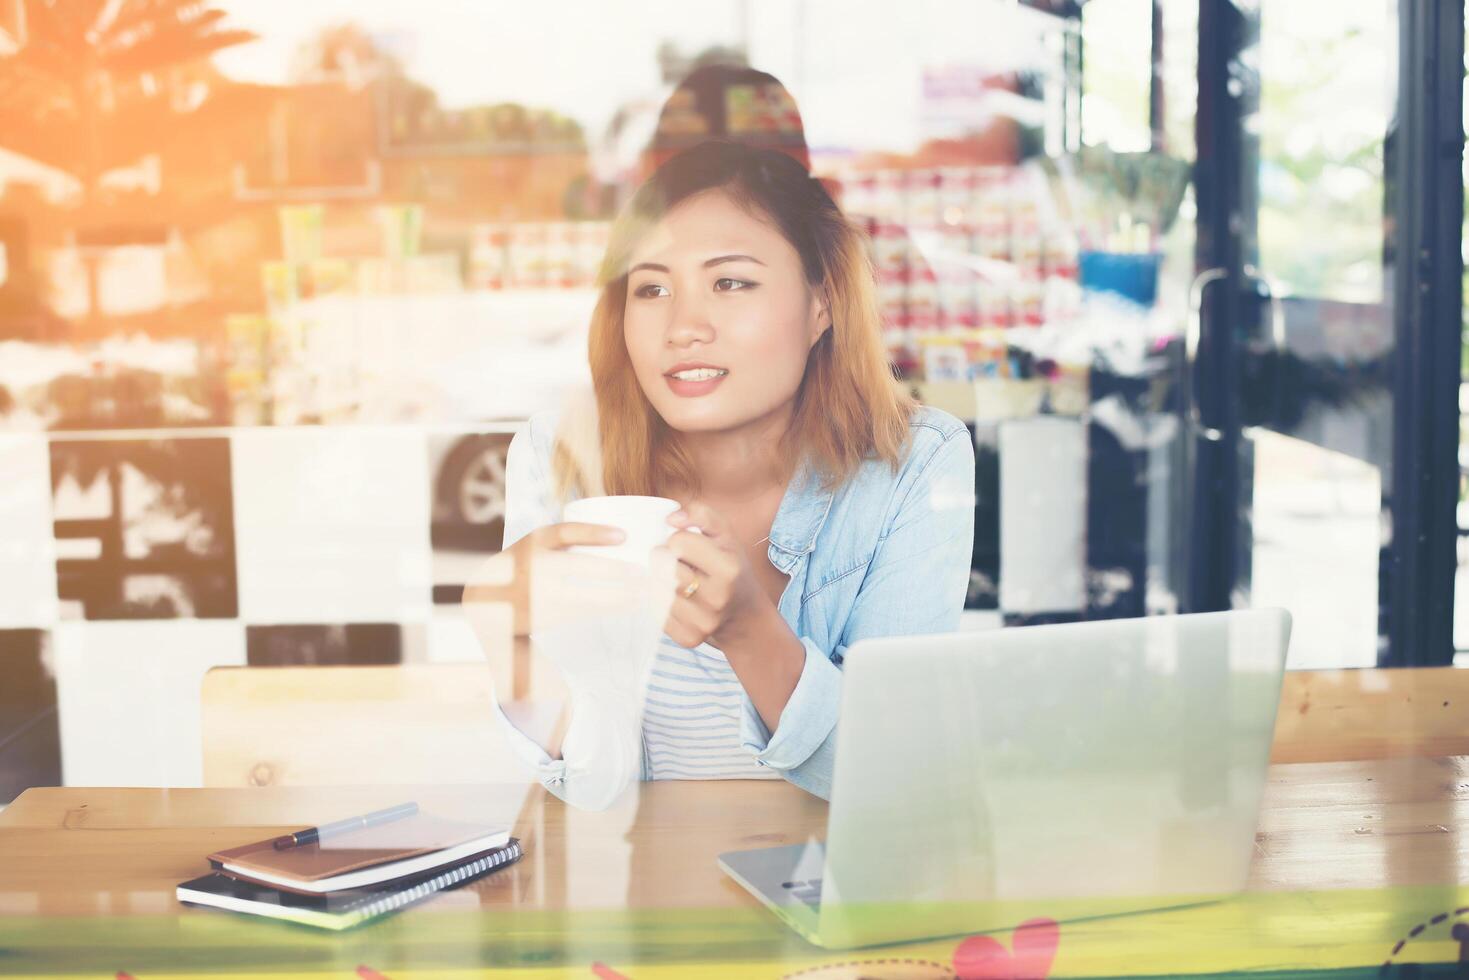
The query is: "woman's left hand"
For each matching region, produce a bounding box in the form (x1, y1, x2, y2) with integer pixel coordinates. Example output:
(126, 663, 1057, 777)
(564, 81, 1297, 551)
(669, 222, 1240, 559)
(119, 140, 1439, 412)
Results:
(660, 502, 772, 650)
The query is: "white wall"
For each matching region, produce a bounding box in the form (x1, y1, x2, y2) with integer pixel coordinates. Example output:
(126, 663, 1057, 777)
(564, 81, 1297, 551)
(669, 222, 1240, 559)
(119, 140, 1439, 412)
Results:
(0, 434, 59, 627)
(53, 619, 246, 786)
(232, 427, 433, 624)
(999, 417, 1087, 615)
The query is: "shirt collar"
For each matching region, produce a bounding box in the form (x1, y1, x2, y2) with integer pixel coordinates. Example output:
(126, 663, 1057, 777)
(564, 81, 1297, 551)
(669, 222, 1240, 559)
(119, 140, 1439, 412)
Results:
(767, 456, 836, 561)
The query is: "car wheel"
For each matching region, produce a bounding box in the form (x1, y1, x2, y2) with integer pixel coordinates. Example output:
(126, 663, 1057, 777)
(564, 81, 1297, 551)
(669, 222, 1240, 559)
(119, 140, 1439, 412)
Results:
(435, 435, 512, 549)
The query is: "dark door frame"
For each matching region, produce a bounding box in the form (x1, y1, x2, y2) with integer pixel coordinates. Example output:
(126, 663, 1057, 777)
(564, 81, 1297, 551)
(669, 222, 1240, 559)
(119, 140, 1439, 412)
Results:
(1187, 0, 1464, 668)
(1384, 0, 1464, 667)
(1187, 0, 1259, 615)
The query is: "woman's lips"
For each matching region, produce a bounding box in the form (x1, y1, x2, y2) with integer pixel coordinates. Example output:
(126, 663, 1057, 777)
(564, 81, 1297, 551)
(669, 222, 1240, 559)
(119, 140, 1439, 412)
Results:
(664, 372, 729, 397)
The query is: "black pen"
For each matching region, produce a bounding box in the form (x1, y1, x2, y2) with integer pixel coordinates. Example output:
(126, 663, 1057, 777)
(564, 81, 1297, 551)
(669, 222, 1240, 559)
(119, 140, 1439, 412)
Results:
(272, 802, 420, 850)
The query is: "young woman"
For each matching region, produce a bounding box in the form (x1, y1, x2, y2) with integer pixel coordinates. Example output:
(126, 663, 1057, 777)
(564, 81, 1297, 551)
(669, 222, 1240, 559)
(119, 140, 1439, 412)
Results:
(491, 141, 975, 803)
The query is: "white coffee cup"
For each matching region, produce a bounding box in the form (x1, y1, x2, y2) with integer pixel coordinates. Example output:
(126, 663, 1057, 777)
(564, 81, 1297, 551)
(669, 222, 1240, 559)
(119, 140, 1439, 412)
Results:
(562, 495, 696, 567)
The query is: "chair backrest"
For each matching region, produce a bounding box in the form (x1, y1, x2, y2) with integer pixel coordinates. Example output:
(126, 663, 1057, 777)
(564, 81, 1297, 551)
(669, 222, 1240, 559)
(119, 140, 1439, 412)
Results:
(200, 664, 562, 787)
(1270, 667, 1469, 763)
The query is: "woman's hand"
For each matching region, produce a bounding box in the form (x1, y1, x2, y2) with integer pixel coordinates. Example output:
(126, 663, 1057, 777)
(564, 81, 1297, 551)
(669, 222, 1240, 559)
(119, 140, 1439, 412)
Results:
(661, 502, 774, 650)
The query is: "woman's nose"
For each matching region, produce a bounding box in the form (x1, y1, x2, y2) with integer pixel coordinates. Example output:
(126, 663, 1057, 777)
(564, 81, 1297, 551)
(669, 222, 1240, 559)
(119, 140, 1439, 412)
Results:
(665, 292, 715, 347)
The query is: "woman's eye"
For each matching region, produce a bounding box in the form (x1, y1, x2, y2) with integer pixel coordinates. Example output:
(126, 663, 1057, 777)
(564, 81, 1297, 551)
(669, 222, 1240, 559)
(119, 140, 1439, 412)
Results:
(714, 278, 755, 292)
(633, 283, 669, 299)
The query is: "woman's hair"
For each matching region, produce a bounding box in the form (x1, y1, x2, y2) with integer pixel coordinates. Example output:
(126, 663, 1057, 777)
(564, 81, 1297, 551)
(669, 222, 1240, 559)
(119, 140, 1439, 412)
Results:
(554, 140, 914, 500)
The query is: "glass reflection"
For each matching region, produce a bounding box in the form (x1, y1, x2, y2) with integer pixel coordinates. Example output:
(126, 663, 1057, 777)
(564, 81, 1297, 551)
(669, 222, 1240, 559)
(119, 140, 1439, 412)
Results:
(0, 3, 1462, 974)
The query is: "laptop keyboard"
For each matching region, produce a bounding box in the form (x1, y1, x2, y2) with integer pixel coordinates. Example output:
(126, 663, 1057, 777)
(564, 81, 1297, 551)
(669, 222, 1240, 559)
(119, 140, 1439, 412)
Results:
(782, 878, 823, 907)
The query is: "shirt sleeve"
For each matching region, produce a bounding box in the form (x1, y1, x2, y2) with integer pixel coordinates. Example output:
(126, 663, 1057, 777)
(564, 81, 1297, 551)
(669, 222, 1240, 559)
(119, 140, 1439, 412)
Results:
(489, 418, 564, 785)
(739, 426, 977, 799)
(501, 418, 559, 550)
(489, 415, 647, 809)
(492, 690, 643, 812)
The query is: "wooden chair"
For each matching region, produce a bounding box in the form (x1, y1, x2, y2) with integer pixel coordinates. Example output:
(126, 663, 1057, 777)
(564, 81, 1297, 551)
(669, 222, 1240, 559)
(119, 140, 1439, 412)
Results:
(1270, 667, 1469, 763)
(200, 663, 563, 787)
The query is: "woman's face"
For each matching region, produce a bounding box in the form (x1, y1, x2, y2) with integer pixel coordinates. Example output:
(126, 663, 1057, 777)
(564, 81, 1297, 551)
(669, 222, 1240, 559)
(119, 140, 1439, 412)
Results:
(622, 189, 829, 437)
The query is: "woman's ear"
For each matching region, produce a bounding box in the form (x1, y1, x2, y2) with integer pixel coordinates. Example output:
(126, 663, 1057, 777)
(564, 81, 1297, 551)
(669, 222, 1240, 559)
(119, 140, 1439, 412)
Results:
(809, 288, 833, 348)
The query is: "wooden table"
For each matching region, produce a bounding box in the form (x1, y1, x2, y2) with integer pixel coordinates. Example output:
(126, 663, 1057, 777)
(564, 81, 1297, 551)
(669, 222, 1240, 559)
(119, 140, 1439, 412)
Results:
(1, 759, 1467, 978)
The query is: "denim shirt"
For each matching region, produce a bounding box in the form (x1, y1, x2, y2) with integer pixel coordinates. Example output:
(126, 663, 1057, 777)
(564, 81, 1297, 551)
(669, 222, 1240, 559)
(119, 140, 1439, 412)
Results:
(496, 404, 977, 801)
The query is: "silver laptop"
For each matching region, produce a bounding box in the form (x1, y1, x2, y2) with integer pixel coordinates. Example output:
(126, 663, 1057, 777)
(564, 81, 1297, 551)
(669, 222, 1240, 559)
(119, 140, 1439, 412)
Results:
(719, 608, 1292, 949)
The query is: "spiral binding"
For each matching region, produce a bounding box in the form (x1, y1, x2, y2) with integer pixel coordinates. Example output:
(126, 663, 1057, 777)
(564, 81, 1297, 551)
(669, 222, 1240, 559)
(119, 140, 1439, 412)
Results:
(344, 839, 523, 923)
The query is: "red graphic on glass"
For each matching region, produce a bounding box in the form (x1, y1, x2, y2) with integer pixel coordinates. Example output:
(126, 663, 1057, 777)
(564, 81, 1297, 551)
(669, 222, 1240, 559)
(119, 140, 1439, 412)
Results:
(951, 918, 1061, 980)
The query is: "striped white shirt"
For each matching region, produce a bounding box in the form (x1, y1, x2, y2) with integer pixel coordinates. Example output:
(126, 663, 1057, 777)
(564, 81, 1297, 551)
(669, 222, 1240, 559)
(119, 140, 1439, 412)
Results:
(641, 638, 780, 780)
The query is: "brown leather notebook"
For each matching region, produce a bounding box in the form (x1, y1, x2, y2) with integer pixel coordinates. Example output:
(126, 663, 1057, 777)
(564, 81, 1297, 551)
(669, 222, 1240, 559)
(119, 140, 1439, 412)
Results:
(208, 812, 511, 894)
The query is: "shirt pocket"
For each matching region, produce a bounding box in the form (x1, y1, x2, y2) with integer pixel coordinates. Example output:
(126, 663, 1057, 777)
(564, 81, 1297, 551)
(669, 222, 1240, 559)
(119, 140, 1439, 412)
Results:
(801, 550, 873, 603)
(797, 551, 874, 661)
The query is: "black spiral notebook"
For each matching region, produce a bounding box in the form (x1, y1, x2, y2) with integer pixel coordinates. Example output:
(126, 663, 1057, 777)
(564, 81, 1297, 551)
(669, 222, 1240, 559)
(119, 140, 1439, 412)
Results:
(177, 838, 522, 930)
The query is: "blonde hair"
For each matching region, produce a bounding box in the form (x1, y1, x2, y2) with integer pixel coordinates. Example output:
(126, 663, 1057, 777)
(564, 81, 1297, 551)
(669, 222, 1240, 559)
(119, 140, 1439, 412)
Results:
(555, 141, 914, 500)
